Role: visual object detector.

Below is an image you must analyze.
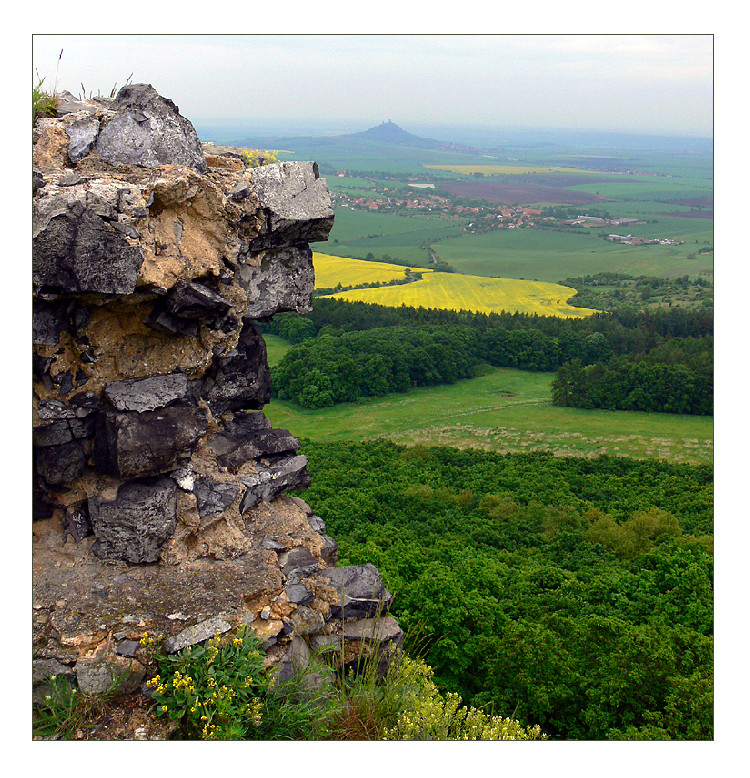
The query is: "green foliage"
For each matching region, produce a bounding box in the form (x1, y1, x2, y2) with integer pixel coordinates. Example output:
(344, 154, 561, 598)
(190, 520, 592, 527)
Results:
(33, 78, 58, 124)
(241, 148, 280, 168)
(551, 355, 712, 415)
(272, 325, 481, 407)
(382, 656, 545, 740)
(33, 671, 126, 740)
(33, 675, 80, 739)
(146, 621, 542, 741)
(150, 626, 268, 740)
(297, 440, 713, 740)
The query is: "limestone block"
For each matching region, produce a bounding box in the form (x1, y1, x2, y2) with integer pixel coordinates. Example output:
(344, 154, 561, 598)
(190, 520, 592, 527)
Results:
(162, 616, 231, 654)
(246, 161, 334, 249)
(103, 373, 188, 413)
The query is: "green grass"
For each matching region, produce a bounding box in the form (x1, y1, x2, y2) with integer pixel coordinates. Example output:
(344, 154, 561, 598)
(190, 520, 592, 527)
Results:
(263, 333, 293, 367)
(263, 363, 713, 466)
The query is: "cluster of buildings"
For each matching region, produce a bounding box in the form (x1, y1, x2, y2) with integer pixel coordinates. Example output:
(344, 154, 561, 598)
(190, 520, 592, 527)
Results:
(331, 187, 544, 231)
(606, 234, 682, 246)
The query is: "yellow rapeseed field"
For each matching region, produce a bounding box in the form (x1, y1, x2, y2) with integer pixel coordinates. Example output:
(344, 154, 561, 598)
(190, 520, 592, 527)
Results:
(313, 253, 433, 288)
(313, 254, 596, 318)
(423, 164, 604, 176)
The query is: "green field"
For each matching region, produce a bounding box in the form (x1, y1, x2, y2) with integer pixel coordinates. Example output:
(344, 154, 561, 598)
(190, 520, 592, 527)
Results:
(430, 228, 713, 282)
(316, 205, 712, 283)
(263, 358, 713, 466)
(317, 208, 460, 267)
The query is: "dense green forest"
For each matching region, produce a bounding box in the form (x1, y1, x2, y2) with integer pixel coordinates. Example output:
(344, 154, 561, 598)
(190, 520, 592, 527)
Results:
(296, 440, 713, 740)
(272, 326, 480, 408)
(552, 357, 712, 415)
(263, 297, 714, 345)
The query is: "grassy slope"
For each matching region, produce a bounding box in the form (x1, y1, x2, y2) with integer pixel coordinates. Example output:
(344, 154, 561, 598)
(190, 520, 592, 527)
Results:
(262, 358, 713, 466)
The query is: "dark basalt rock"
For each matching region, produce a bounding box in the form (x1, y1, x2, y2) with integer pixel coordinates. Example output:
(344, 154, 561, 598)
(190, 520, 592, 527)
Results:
(342, 616, 404, 678)
(261, 537, 287, 552)
(33, 206, 145, 295)
(193, 477, 240, 518)
(35, 439, 89, 486)
(33, 168, 45, 194)
(279, 547, 319, 581)
(69, 391, 101, 415)
(197, 322, 271, 416)
(145, 308, 200, 338)
(316, 564, 393, 620)
(103, 373, 188, 413)
(209, 411, 299, 470)
(34, 412, 96, 447)
(93, 401, 207, 479)
(239, 454, 311, 512)
(320, 535, 339, 567)
(54, 90, 98, 117)
(62, 504, 93, 543)
(32, 301, 66, 346)
(89, 478, 177, 563)
(95, 83, 207, 173)
(164, 280, 231, 322)
(285, 583, 314, 606)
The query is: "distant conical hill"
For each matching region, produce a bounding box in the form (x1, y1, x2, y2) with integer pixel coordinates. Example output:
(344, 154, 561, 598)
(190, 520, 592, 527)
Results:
(236, 121, 475, 152)
(348, 120, 439, 147)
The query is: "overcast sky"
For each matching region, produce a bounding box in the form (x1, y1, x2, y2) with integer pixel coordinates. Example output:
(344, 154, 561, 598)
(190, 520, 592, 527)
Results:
(31, 34, 713, 138)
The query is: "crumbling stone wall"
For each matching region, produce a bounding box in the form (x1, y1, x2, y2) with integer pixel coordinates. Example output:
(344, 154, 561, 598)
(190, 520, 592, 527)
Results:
(32, 85, 402, 730)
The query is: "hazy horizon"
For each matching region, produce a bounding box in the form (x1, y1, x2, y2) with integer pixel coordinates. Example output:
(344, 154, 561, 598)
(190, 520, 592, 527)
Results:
(32, 34, 713, 139)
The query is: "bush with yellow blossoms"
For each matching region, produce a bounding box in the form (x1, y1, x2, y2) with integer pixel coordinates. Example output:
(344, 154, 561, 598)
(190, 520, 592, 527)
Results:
(381, 656, 546, 741)
(240, 148, 280, 168)
(149, 626, 267, 740)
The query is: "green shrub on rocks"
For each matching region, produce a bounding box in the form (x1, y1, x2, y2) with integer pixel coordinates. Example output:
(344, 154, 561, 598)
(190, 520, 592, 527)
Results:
(33, 78, 58, 124)
(150, 626, 268, 740)
(145, 624, 543, 741)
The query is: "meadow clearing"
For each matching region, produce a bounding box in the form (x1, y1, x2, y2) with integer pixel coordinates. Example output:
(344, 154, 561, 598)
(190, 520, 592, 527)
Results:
(262, 362, 713, 466)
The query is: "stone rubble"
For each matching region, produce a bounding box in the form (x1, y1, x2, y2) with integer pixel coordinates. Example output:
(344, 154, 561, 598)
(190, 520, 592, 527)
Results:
(32, 84, 402, 736)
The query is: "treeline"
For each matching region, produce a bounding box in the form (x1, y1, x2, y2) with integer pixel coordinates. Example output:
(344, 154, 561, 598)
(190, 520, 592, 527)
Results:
(263, 297, 713, 353)
(264, 299, 713, 414)
(551, 339, 713, 415)
(272, 326, 480, 408)
(298, 440, 714, 740)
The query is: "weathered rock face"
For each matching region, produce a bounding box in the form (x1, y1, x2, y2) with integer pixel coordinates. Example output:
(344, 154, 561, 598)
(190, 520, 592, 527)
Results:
(32, 86, 398, 724)
(95, 83, 208, 173)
